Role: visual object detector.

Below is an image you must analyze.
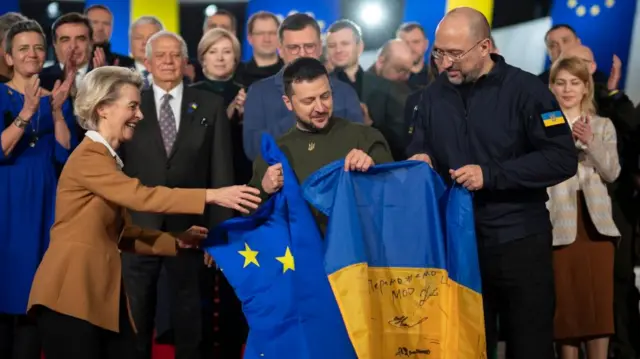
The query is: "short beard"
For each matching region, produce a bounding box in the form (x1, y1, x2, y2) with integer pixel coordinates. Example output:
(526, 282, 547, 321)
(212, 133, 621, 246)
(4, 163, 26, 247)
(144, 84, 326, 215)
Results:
(448, 65, 483, 85)
(296, 117, 319, 132)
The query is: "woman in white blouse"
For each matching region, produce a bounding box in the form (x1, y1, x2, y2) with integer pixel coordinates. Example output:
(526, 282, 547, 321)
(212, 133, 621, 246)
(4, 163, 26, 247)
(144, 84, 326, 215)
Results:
(547, 56, 620, 359)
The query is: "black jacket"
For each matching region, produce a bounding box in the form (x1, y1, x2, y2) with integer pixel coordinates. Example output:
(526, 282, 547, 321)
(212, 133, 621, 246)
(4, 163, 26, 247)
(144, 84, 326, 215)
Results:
(120, 86, 234, 232)
(408, 54, 578, 245)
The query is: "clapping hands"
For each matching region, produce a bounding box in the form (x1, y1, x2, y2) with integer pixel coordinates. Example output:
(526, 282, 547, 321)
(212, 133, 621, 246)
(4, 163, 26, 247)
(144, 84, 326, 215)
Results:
(21, 75, 41, 119)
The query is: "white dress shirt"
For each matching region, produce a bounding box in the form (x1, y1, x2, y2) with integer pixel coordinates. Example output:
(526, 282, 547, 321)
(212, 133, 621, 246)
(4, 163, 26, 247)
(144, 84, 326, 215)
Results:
(85, 130, 124, 169)
(152, 82, 184, 131)
(60, 62, 89, 88)
(135, 61, 152, 83)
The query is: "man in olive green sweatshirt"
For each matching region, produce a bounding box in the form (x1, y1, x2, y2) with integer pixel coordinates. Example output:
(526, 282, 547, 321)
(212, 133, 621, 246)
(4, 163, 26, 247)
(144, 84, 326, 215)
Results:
(247, 57, 394, 231)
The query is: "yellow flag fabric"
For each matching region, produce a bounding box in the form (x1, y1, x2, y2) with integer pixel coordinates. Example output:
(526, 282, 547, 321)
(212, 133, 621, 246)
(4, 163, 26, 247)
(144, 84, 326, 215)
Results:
(447, 0, 494, 25)
(302, 161, 486, 359)
(131, 0, 179, 33)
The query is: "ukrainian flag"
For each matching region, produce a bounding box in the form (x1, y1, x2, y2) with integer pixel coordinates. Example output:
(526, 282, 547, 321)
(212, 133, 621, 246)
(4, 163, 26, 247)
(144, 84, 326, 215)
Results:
(204, 135, 356, 359)
(541, 110, 566, 127)
(303, 160, 486, 359)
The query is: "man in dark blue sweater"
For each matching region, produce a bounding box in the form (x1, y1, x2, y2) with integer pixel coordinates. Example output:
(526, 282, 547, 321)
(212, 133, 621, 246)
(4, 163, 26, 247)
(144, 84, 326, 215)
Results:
(407, 8, 577, 359)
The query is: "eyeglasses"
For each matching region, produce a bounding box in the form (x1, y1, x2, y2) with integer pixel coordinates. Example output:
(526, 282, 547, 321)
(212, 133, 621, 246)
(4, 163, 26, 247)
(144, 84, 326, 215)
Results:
(432, 38, 487, 63)
(284, 43, 318, 55)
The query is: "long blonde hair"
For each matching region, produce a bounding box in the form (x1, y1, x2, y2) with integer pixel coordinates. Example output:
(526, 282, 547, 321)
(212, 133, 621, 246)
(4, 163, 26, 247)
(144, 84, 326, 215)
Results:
(549, 56, 596, 115)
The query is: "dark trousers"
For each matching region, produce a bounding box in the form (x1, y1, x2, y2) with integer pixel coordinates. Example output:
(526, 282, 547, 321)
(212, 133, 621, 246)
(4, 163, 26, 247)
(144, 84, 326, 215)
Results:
(479, 232, 556, 359)
(0, 314, 40, 359)
(37, 301, 135, 359)
(122, 249, 214, 359)
(215, 273, 248, 358)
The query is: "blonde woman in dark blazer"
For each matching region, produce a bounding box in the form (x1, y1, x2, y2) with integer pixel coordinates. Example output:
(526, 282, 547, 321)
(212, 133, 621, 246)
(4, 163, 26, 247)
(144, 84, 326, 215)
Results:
(548, 56, 620, 359)
(27, 66, 261, 359)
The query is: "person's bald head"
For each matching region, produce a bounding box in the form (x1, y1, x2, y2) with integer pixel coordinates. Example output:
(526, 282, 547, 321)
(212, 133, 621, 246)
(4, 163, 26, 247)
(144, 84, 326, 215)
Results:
(439, 7, 490, 42)
(374, 39, 413, 82)
(433, 7, 493, 84)
(560, 44, 596, 75)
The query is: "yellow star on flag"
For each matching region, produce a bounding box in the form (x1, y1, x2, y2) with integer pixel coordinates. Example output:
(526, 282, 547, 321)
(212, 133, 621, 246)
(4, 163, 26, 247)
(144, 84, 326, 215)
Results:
(276, 247, 295, 273)
(238, 243, 260, 268)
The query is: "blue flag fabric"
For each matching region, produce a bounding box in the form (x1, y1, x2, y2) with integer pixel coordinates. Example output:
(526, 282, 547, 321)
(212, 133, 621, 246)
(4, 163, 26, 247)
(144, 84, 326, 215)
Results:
(550, 0, 636, 88)
(203, 135, 356, 359)
(302, 160, 485, 358)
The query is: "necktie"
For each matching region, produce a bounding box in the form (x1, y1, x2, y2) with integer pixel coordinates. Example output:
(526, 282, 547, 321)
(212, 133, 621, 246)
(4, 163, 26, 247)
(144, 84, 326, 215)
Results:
(159, 94, 177, 155)
(142, 70, 150, 89)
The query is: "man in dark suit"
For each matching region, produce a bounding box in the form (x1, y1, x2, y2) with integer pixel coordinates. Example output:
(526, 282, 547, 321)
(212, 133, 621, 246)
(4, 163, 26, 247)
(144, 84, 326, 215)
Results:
(40, 13, 97, 91)
(40, 12, 108, 144)
(120, 30, 233, 359)
(84, 4, 135, 68)
(326, 19, 410, 160)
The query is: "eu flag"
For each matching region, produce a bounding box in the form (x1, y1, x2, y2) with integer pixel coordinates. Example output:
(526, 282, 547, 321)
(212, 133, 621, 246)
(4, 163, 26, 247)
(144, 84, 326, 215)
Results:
(203, 135, 356, 359)
(303, 160, 485, 359)
(550, 0, 636, 88)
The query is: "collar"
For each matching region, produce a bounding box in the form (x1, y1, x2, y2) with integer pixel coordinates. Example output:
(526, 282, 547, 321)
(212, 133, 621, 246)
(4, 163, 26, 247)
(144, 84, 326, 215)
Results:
(295, 116, 337, 135)
(437, 53, 507, 88)
(152, 81, 184, 103)
(60, 62, 89, 76)
(248, 56, 283, 69)
(334, 66, 363, 84)
(135, 62, 146, 73)
(85, 130, 124, 169)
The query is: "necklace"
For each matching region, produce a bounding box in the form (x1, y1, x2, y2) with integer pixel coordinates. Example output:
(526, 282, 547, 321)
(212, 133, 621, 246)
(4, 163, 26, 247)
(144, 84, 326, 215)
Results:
(7, 81, 41, 147)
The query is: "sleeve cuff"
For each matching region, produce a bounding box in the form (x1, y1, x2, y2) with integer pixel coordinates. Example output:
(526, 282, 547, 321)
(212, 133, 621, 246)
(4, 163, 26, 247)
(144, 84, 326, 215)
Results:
(481, 164, 494, 190)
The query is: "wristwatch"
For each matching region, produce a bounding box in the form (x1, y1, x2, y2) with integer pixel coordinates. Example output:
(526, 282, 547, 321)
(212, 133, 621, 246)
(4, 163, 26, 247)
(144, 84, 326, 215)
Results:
(13, 116, 29, 129)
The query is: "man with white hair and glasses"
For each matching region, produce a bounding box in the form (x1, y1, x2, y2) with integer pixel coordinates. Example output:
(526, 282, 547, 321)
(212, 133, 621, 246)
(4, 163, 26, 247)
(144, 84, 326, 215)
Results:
(120, 30, 233, 359)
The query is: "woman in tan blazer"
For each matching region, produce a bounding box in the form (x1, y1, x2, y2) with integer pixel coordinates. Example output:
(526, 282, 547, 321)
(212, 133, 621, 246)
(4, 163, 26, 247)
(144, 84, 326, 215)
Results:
(547, 57, 620, 359)
(27, 66, 262, 359)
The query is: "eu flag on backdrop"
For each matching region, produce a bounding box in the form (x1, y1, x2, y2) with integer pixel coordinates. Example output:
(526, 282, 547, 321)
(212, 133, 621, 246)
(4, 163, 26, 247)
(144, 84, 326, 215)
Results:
(303, 160, 486, 359)
(203, 134, 356, 359)
(241, 0, 340, 61)
(550, 0, 636, 88)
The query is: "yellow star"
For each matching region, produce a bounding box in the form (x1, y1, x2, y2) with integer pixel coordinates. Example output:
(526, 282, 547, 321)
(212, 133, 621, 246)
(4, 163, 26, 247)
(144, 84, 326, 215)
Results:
(576, 5, 586, 16)
(238, 243, 260, 268)
(567, 0, 577, 9)
(590, 5, 600, 16)
(276, 247, 295, 273)
(605, 0, 615, 8)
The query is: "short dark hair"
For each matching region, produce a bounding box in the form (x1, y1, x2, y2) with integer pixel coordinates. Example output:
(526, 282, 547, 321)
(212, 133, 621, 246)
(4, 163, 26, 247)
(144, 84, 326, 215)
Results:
(210, 9, 237, 33)
(84, 4, 112, 17)
(247, 11, 280, 34)
(52, 12, 93, 43)
(327, 19, 362, 44)
(282, 57, 328, 97)
(396, 22, 426, 37)
(278, 13, 321, 43)
(544, 24, 577, 43)
(4, 20, 45, 54)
